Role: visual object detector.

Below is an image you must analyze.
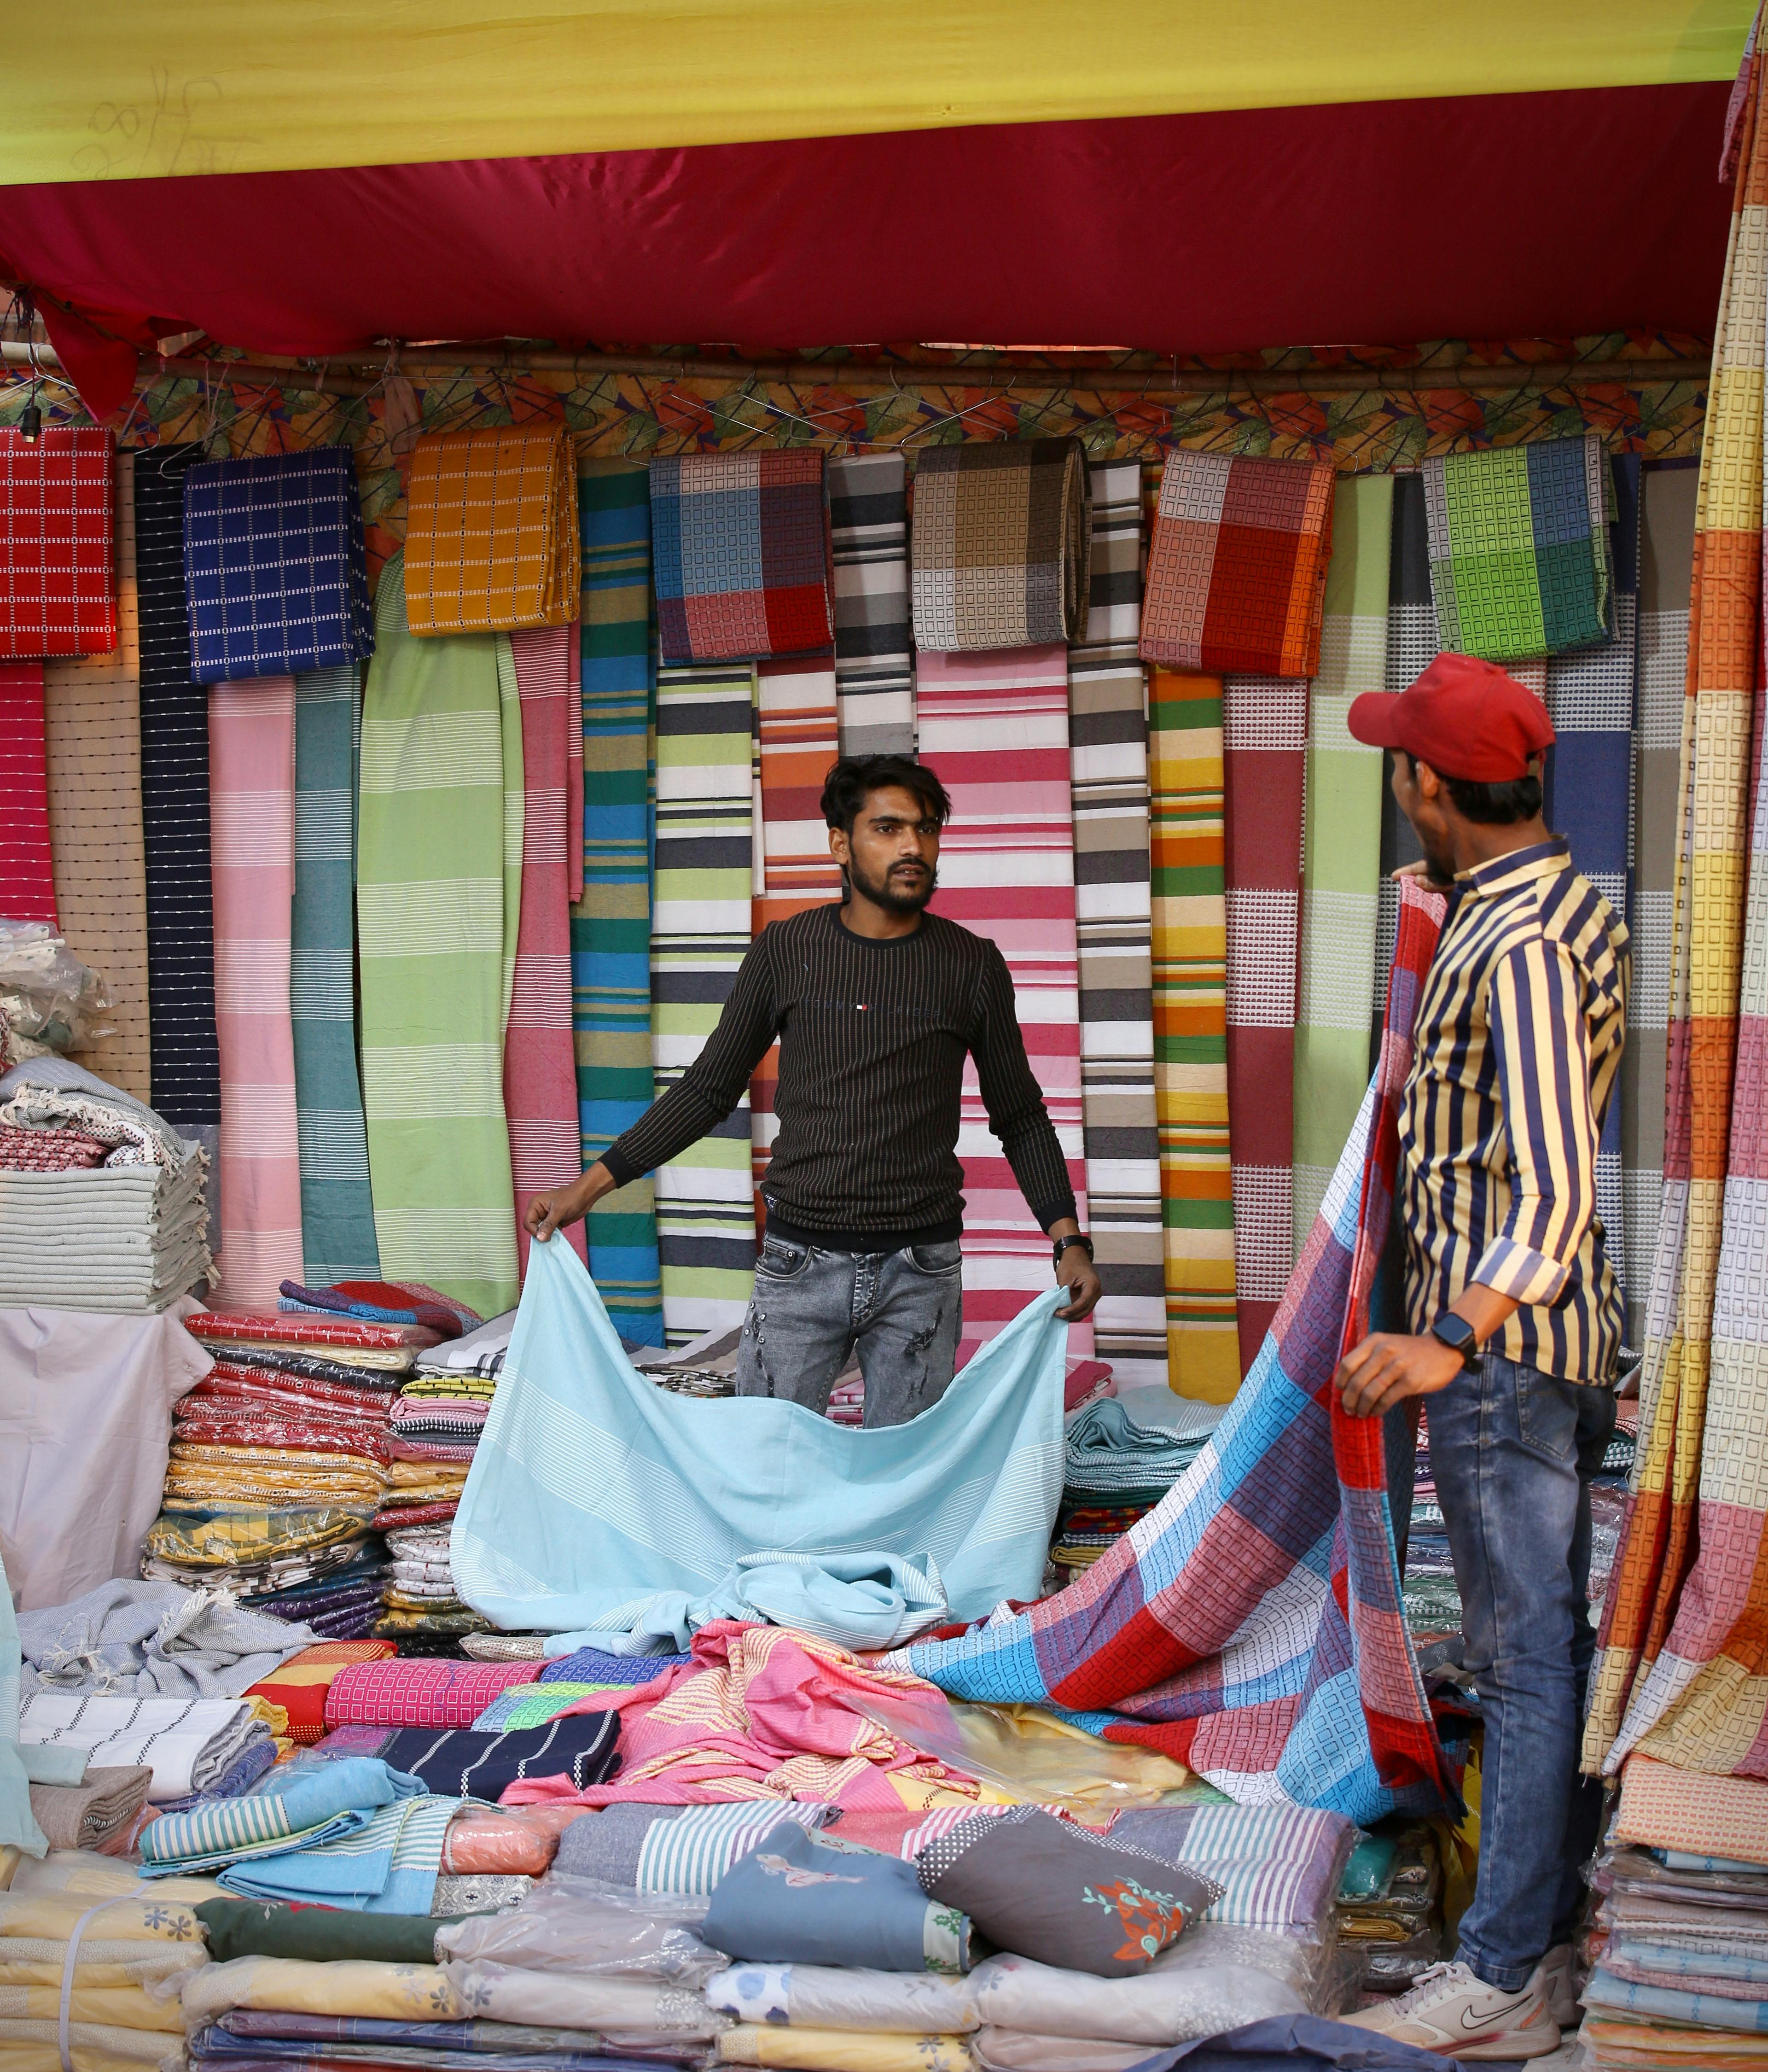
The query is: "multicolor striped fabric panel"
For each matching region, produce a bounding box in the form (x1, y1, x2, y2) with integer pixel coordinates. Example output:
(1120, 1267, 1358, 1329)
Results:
(751, 658, 842, 1195)
(918, 644, 1091, 1362)
(1623, 463, 1697, 1349)
(404, 424, 580, 637)
(1544, 453, 1638, 1310)
(43, 452, 151, 1100)
(1588, 45, 1768, 1777)
(209, 675, 305, 1309)
(651, 661, 759, 1342)
(1292, 475, 1392, 1254)
(572, 461, 663, 1347)
(1068, 461, 1164, 1387)
(291, 663, 380, 1281)
(0, 662, 55, 924)
(1147, 668, 1237, 1401)
(358, 554, 522, 1319)
(651, 451, 833, 665)
(902, 880, 1455, 1826)
(507, 623, 587, 1279)
(910, 439, 1092, 653)
(1423, 434, 1614, 663)
(1141, 454, 1335, 679)
(1221, 669, 1305, 1376)
(829, 454, 914, 757)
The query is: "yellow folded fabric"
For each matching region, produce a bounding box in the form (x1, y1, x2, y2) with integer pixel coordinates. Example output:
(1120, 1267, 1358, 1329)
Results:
(0, 1894, 207, 1942)
(180, 1956, 465, 2026)
(0, 1947, 207, 1987)
(404, 426, 581, 636)
(0, 2029, 183, 2072)
(721, 2031, 974, 2072)
(387, 1462, 471, 1492)
(144, 1508, 375, 1568)
(0, 1986, 186, 2033)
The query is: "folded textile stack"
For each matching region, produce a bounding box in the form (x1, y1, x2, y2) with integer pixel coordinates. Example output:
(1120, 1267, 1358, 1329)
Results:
(1051, 1391, 1222, 1579)
(17, 1693, 277, 1806)
(24, 1766, 155, 1855)
(244, 1640, 398, 1744)
(16, 1579, 313, 1701)
(142, 1506, 381, 1615)
(0, 1885, 209, 2072)
(1332, 1822, 1445, 1995)
(0, 1071, 210, 1311)
(1583, 1757, 1768, 2068)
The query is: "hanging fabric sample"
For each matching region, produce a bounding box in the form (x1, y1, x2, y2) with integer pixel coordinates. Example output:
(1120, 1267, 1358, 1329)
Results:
(1422, 434, 1615, 663)
(42, 449, 151, 1100)
(291, 664, 378, 1282)
(572, 461, 663, 1348)
(901, 879, 1455, 1825)
(650, 451, 833, 665)
(0, 663, 55, 925)
(135, 444, 221, 1153)
(1147, 669, 1237, 1401)
(181, 448, 373, 683)
(651, 661, 759, 1342)
(829, 453, 914, 756)
(0, 424, 116, 656)
(1625, 462, 1696, 1350)
(1067, 461, 1164, 1386)
(909, 439, 1091, 654)
(1140, 453, 1334, 679)
(507, 622, 587, 1278)
(918, 646, 1091, 1362)
(209, 675, 305, 1309)
(1545, 454, 1638, 1309)
(403, 424, 580, 637)
(1291, 475, 1393, 1253)
(357, 553, 522, 1320)
(751, 657, 843, 1196)
(1584, 51, 1768, 1777)
(1221, 671, 1305, 1373)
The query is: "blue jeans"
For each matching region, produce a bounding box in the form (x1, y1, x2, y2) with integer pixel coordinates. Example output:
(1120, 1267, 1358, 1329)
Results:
(735, 1232, 965, 1427)
(1429, 1351, 1617, 1990)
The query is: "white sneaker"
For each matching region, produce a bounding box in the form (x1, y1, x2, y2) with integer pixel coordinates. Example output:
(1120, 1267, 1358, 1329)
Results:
(1533, 1943, 1580, 2029)
(1343, 1960, 1562, 2060)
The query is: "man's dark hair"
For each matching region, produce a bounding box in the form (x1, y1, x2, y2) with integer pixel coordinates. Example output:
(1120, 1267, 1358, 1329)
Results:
(820, 754, 952, 835)
(1402, 750, 1543, 827)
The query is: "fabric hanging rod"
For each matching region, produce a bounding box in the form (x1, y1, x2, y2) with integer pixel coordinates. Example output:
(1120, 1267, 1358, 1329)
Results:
(0, 341, 1710, 403)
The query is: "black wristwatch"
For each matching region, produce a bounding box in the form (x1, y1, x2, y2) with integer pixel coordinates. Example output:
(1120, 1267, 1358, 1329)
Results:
(1053, 1234, 1095, 1272)
(1430, 1312, 1481, 1369)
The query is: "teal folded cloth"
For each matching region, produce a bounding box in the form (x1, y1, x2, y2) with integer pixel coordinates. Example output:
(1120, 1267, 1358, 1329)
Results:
(216, 1792, 455, 1914)
(140, 1757, 422, 1874)
(1062, 1397, 1222, 1497)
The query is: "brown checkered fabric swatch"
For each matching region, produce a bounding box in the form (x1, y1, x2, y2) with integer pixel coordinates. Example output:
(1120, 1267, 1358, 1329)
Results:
(910, 439, 1091, 652)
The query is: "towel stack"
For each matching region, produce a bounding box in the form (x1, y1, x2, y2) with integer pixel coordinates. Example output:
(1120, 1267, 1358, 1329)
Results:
(1584, 1757, 1768, 2066)
(0, 1068, 210, 1310)
(1050, 1391, 1223, 1580)
(17, 1692, 279, 1807)
(1333, 1821, 1446, 1996)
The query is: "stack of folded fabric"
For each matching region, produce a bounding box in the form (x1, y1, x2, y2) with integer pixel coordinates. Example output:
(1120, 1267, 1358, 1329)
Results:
(244, 1639, 398, 1744)
(1332, 1821, 1445, 1995)
(1583, 1756, 1768, 2068)
(24, 1764, 156, 1856)
(0, 1069, 211, 1310)
(1051, 1391, 1222, 1580)
(16, 1692, 279, 1806)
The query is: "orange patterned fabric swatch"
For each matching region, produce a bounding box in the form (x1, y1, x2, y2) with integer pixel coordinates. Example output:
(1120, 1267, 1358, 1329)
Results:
(1614, 1756, 1768, 1867)
(404, 424, 581, 636)
(245, 1638, 396, 1744)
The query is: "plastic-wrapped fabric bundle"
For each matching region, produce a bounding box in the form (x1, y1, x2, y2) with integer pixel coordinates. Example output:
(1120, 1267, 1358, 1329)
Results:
(438, 1959, 730, 2038)
(705, 1965, 980, 2032)
(435, 1876, 720, 1981)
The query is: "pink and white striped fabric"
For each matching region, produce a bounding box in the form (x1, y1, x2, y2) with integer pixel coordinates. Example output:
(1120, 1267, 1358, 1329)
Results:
(0, 662, 55, 925)
(507, 623, 587, 1276)
(752, 658, 843, 1197)
(209, 677, 304, 1309)
(918, 645, 1091, 1362)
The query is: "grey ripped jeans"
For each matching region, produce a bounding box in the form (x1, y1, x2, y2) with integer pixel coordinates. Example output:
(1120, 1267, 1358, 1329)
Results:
(735, 1231, 965, 1428)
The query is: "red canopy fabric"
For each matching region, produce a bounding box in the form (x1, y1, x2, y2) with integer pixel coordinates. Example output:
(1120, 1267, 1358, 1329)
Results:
(0, 83, 1732, 375)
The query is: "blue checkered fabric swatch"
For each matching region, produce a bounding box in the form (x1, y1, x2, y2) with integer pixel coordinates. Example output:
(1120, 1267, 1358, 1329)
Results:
(182, 448, 374, 683)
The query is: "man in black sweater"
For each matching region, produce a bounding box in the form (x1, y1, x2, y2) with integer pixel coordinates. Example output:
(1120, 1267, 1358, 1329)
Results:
(528, 754, 1101, 1424)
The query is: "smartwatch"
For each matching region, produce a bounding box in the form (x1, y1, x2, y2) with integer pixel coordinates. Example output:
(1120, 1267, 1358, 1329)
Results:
(1430, 1312, 1481, 1369)
(1053, 1234, 1095, 1273)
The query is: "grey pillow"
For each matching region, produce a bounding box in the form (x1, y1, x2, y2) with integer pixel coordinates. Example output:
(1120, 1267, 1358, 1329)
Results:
(916, 1807, 1219, 1978)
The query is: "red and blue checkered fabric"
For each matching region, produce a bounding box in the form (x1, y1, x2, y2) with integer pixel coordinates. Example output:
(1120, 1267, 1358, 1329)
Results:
(0, 427, 116, 656)
(650, 450, 832, 664)
(900, 875, 1458, 1827)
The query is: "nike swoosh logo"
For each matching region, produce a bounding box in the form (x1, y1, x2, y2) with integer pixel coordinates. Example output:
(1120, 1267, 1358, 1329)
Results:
(1460, 1996, 1535, 2031)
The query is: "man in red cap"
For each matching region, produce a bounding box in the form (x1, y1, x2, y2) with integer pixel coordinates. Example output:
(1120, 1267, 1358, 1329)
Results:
(1338, 654, 1628, 2060)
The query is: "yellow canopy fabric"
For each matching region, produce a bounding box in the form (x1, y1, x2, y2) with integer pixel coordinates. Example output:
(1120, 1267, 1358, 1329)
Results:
(10, 0, 1751, 187)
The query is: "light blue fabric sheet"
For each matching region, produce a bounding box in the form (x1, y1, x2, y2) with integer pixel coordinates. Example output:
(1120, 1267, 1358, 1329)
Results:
(140, 1757, 422, 1874)
(216, 1792, 454, 1913)
(450, 1236, 1066, 1652)
(0, 1547, 49, 1855)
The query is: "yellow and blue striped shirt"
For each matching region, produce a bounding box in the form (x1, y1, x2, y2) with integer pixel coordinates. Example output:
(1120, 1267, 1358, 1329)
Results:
(1398, 837, 1628, 1383)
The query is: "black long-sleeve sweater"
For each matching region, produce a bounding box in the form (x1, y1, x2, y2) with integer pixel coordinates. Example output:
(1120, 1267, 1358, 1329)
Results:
(602, 903, 1076, 1249)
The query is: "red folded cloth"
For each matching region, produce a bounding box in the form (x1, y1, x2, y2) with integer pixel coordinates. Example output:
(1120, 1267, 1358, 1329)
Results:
(0, 1122, 110, 1171)
(186, 1311, 442, 1351)
(323, 1656, 541, 1730)
(0, 426, 116, 656)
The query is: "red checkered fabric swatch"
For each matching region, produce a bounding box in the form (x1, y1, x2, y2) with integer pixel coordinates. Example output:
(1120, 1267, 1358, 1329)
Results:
(0, 662, 56, 922)
(0, 1124, 110, 1170)
(323, 1656, 541, 1729)
(0, 427, 116, 656)
(1140, 453, 1335, 679)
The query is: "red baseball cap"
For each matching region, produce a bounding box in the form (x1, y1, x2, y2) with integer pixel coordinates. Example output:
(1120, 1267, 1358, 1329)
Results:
(1347, 653, 1556, 782)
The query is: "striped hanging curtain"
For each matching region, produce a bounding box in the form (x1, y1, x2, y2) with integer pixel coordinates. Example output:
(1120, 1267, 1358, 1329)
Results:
(1584, 26, 1768, 1776)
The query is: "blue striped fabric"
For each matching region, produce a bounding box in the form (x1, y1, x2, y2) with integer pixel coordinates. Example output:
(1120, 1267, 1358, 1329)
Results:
(215, 1792, 454, 1913)
(182, 449, 374, 684)
(140, 1757, 419, 1874)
